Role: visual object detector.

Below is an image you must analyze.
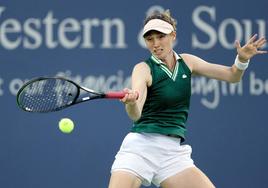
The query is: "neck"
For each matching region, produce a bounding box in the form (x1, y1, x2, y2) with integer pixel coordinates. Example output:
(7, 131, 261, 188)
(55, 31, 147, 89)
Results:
(162, 51, 176, 71)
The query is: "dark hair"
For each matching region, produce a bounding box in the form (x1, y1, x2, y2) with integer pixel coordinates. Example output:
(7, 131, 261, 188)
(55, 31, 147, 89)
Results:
(144, 9, 177, 31)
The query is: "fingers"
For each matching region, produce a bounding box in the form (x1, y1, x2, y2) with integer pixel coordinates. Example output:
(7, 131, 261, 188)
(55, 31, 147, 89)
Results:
(246, 34, 267, 49)
(256, 50, 268, 54)
(254, 37, 267, 49)
(234, 40, 242, 51)
(120, 88, 139, 104)
(125, 91, 139, 100)
(239, 34, 267, 54)
(253, 36, 267, 54)
(247, 34, 258, 45)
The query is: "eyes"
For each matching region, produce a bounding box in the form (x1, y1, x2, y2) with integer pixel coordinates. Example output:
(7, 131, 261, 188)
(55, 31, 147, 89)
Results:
(145, 33, 167, 41)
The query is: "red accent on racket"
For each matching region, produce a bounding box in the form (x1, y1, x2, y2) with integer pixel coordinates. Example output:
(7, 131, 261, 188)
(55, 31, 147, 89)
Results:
(105, 91, 126, 99)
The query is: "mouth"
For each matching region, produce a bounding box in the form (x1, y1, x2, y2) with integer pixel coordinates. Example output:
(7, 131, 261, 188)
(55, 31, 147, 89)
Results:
(153, 49, 163, 55)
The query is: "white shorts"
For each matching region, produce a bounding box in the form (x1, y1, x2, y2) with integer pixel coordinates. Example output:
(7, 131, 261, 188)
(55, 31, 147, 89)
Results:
(111, 132, 195, 187)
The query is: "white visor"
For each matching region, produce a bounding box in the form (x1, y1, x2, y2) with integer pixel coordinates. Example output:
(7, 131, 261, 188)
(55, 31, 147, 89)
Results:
(143, 19, 174, 37)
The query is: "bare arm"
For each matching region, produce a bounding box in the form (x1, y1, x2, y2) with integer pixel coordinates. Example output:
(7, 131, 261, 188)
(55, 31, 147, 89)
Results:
(182, 34, 267, 83)
(182, 54, 244, 83)
(120, 62, 152, 121)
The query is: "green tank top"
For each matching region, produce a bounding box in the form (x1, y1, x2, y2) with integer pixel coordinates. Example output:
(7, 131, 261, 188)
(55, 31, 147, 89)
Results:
(131, 53, 192, 142)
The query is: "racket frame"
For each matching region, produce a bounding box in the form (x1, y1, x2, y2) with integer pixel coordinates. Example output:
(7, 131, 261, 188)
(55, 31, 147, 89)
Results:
(16, 77, 119, 113)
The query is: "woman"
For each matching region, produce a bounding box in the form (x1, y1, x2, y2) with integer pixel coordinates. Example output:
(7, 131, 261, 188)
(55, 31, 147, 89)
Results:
(108, 10, 267, 188)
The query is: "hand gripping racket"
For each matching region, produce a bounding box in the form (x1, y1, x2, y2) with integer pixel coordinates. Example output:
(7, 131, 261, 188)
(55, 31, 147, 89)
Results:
(16, 77, 128, 113)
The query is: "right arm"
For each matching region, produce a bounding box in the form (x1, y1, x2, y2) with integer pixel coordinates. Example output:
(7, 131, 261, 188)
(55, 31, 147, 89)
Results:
(120, 62, 152, 121)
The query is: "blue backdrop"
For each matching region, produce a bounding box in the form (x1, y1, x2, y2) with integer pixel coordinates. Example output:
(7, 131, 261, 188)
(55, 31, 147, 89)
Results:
(1, 0, 267, 187)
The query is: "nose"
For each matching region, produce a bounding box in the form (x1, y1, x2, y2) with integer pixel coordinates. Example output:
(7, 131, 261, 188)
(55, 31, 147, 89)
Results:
(152, 39, 160, 48)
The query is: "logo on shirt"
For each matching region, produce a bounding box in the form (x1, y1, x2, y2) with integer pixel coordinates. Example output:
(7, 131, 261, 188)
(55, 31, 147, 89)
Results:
(182, 74, 187, 79)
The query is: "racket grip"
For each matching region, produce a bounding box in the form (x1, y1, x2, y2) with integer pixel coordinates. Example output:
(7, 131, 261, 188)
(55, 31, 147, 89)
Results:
(106, 91, 139, 99)
(105, 91, 126, 99)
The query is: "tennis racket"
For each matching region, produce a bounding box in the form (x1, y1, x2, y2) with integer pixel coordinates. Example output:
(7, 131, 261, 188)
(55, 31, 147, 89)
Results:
(16, 77, 128, 113)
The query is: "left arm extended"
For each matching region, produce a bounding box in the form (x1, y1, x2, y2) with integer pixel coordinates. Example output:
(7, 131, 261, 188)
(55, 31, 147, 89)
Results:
(184, 34, 267, 83)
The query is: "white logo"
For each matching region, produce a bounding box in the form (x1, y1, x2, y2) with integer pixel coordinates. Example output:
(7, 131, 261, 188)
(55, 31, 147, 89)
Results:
(182, 74, 187, 79)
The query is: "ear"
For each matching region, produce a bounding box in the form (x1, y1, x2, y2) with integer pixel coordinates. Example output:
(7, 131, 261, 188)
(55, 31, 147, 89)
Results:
(171, 31, 176, 40)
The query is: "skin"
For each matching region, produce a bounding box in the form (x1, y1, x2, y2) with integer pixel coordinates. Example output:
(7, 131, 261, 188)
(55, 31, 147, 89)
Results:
(108, 30, 267, 188)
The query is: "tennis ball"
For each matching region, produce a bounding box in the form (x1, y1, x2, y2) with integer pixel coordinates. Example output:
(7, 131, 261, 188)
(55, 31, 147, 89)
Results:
(58, 118, 74, 134)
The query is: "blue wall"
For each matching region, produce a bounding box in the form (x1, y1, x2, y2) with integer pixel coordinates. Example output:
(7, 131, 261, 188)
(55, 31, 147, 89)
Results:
(1, 0, 267, 187)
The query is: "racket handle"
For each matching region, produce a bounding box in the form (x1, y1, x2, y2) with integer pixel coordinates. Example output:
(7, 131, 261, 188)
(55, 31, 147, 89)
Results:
(105, 91, 126, 99)
(106, 91, 139, 99)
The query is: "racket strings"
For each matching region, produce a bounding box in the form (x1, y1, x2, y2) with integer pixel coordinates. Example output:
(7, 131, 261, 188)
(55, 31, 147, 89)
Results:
(18, 79, 78, 112)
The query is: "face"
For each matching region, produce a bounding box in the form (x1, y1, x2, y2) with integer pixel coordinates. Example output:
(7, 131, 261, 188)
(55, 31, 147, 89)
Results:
(144, 31, 176, 60)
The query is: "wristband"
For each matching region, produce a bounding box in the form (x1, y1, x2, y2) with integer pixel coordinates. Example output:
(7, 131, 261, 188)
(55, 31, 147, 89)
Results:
(234, 55, 250, 70)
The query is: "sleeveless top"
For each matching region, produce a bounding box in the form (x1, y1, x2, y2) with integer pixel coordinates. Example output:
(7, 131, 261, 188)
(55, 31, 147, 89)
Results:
(131, 52, 192, 142)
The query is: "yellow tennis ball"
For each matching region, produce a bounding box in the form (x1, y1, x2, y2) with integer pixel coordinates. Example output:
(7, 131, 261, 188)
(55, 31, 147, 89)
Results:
(58, 118, 74, 134)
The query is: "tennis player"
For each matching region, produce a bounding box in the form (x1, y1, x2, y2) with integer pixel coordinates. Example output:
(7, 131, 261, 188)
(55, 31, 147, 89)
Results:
(109, 9, 267, 188)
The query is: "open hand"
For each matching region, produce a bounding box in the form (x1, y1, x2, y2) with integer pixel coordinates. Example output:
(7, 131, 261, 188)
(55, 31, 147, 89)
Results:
(235, 34, 267, 62)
